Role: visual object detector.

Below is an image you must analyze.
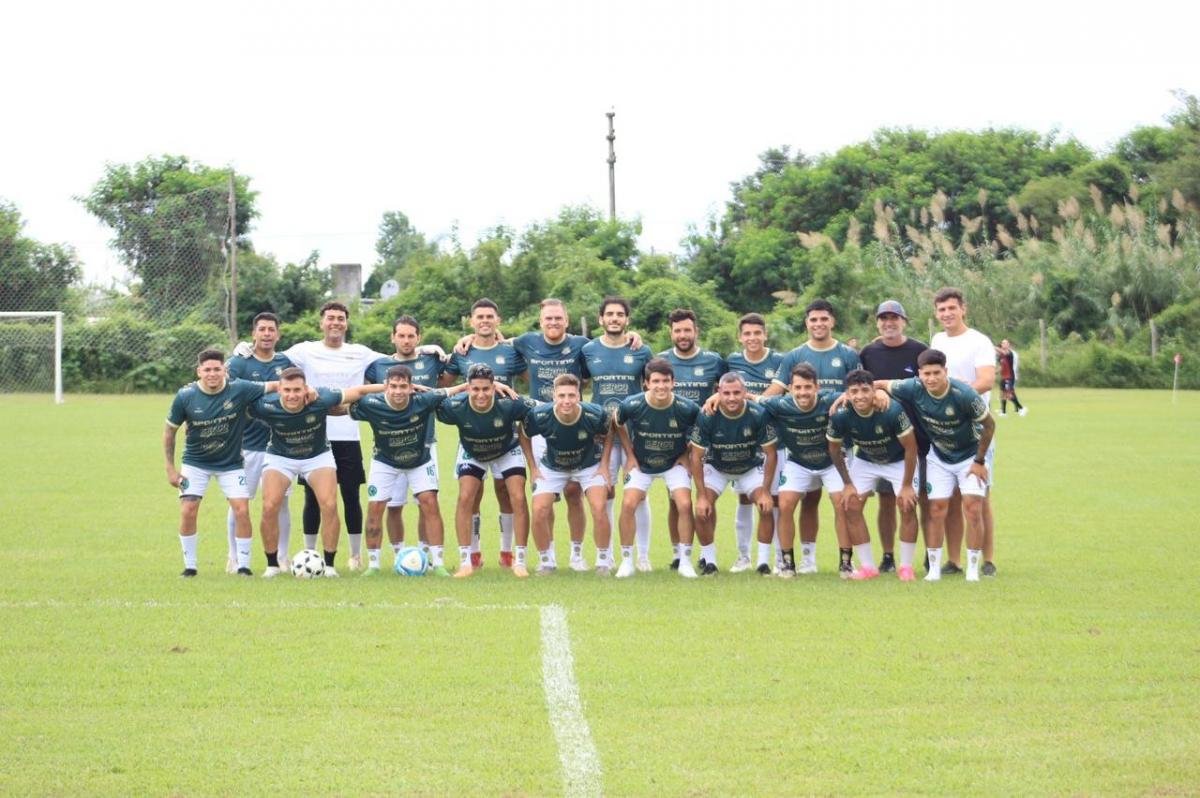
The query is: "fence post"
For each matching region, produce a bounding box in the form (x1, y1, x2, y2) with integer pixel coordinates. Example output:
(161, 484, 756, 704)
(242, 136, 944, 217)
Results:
(1039, 319, 1048, 370)
(1150, 319, 1159, 357)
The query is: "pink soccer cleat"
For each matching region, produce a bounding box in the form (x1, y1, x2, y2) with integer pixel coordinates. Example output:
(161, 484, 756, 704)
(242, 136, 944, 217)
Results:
(850, 566, 880, 581)
(897, 564, 915, 582)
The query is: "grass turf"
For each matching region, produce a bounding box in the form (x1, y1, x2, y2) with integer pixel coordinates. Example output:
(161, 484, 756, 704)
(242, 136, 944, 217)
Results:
(0, 388, 1197, 796)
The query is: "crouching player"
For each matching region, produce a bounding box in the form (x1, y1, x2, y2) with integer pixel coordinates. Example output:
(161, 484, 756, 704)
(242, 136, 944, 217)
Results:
(827, 370, 918, 580)
(252, 368, 383, 577)
(690, 372, 777, 576)
(881, 349, 995, 581)
(520, 374, 616, 575)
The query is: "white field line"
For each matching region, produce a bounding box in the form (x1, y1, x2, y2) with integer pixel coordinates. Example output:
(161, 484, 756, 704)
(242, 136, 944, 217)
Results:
(0, 597, 536, 611)
(540, 604, 603, 798)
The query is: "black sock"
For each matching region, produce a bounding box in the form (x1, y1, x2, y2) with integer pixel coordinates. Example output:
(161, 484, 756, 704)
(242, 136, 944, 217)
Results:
(1001, 399, 1007, 413)
(323, 550, 336, 567)
(1012, 394, 1023, 411)
(302, 483, 320, 536)
(266, 551, 278, 567)
(782, 548, 795, 570)
(881, 551, 895, 562)
(839, 547, 852, 567)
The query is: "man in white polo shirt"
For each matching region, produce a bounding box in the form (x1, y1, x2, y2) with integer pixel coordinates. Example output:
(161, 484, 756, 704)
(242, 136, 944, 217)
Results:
(930, 287, 997, 577)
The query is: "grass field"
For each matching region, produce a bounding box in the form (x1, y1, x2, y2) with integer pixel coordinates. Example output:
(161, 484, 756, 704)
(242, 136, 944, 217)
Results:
(1, 388, 1198, 797)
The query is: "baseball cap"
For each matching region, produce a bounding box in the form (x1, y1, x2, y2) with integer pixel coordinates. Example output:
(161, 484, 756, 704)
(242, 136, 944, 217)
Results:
(875, 300, 907, 319)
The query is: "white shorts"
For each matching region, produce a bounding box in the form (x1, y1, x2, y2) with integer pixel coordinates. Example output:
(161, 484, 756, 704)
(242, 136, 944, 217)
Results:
(779, 460, 845, 495)
(179, 463, 249, 500)
(770, 456, 784, 497)
(926, 449, 988, 500)
(242, 449, 293, 499)
(701, 463, 768, 498)
(625, 464, 691, 494)
(263, 450, 337, 484)
(848, 457, 907, 496)
(533, 462, 607, 496)
(369, 457, 440, 506)
(455, 445, 527, 481)
(387, 447, 438, 508)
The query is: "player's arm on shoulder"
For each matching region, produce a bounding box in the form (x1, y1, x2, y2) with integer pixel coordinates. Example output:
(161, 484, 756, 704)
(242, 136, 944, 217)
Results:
(341, 383, 385, 404)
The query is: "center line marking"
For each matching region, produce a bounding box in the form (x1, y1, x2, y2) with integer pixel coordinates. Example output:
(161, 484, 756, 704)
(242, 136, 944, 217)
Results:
(540, 603, 603, 798)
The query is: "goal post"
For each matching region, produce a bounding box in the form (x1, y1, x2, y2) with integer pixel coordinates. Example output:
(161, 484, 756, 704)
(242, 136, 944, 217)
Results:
(0, 311, 63, 403)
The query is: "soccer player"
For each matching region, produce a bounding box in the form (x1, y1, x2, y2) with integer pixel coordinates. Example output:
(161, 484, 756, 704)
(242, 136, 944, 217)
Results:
(520, 374, 615, 575)
(614, 358, 701, 579)
(724, 312, 785, 571)
(252, 368, 383, 577)
(444, 298, 528, 570)
(690, 372, 777, 576)
(581, 296, 654, 567)
(827, 369, 919, 580)
(931, 287, 997, 576)
(163, 349, 275, 577)
(882, 349, 996, 581)
(224, 312, 294, 573)
(759, 364, 846, 577)
(858, 300, 929, 573)
(350, 364, 466, 577)
(436, 363, 536, 578)
(996, 339, 1027, 416)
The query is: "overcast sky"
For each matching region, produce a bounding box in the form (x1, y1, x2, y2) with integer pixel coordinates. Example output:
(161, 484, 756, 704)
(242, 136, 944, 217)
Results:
(3, 0, 1197, 288)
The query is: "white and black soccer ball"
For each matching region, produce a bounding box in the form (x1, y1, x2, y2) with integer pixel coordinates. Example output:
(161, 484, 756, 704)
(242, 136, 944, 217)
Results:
(393, 546, 429, 576)
(291, 549, 325, 579)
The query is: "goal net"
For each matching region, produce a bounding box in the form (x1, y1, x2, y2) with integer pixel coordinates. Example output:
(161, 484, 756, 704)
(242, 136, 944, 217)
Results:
(0, 312, 63, 402)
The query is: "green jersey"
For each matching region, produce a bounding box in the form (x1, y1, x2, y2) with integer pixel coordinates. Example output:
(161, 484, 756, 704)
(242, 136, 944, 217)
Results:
(522, 401, 609, 471)
(445, 342, 526, 386)
(581, 338, 654, 416)
(658, 348, 726, 404)
(512, 332, 590, 401)
(827, 399, 913, 465)
(167, 379, 267, 470)
(225, 352, 292, 452)
(775, 341, 861, 392)
(349, 389, 449, 469)
(436, 394, 535, 462)
(250, 387, 344, 460)
(690, 401, 776, 474)
(760, 391, 839, 469)
(888, 377, 989, 464)
(726, 349, 784, 395)
(616, 393, 700, 474)
(365, 353, 444, 388)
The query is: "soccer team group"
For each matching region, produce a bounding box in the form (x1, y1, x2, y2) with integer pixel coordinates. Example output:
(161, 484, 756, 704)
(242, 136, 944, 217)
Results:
(164, 288, 1022, 582)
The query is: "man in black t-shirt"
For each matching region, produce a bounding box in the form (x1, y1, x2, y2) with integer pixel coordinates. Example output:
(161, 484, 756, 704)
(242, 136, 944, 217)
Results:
(858, 300, 930, 572)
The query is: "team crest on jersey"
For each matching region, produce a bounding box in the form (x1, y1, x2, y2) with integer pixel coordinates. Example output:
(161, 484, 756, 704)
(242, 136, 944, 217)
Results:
(223, 400, 234, 411)
(875, 425, 883, 434)
(623, 355, 634, 364)
(273, 367, 283, 376)
(694, 367, 704, 376)
(668, 418, 678, 428)
(578, 430, 588, 440)
(561, 346, 571, 355)
(831, 358, 842, 368)
(496, 356, 506, 364)
(306, 415, 317, 425)
(743, 427, 752, 438)
(946, 407, 956, 417)
(493, 418, 504, 427)
(766, 369, 776, 378)
(415, 361, 426, 370)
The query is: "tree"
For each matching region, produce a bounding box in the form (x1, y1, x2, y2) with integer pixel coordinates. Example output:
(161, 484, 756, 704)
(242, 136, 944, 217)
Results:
(0, 201, 82, 312)
(362, 211, 437, 297)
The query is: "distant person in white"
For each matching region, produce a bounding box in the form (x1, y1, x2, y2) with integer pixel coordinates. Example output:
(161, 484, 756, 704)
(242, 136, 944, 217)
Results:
(930, 287, 997, 579)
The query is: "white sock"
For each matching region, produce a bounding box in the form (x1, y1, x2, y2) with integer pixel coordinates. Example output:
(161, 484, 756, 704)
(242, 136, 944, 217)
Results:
(539, 549, 552, 566)
(304, 533, 318, 550)
(499, 513, 514, 552)
(547, 545, 559, 566)
(701, 543, 717, 567)
(429, 545, 444, 566)
(606, 498, 615, 530)
(680, 544, 693, 561)
(458, 545, 472, 565)
(620, 545, 634, 562)
(596, 548, 611, 565)
(853, 543, 876, 570)
(801, 542, 816, 564)
(367, 549, 381, 569)
(735, 504, 753, 557)
(471, 514, 481, 553)
(515, 545, 527, 566)
(349, 533, 362, 557)
(278, 502, 292, 559)
(966, 548, 982, 578)
(571, 542, 583, 559)
(226, 508, 238, 558)
(635, 501, 651, 556)
(392, 542, 403, 555)
(773, 528, 783, 566)
(899, 541, 917, 567)
(927, 547, 942, 575)
(235, 537, 251, 570)
(757, 541, 773, 567)
(180, 534, 198, 569)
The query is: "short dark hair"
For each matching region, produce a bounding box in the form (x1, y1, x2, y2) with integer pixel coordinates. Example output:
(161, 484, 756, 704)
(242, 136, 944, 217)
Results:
(933, 287, 964, 306)
(917, 349, 947, 369)
(466, 363, 495, 382)
(386, 365, 413, 382)
(197, 348, 225, 366)
(668, 308, 697, 327)
(471, 298, 499, 315)
(393, 315, 421, 334)
(553, 373, 581, 392)
(252, 312, 280, 329)
(279, 366, 306, 382)
(599, 295, 630, 317)
(643, 358, 674, 380)
(320, 301, 349, 318)
(845, 368, 875, 388)
(738, 313, 767, 331)
(790, 363, 818, 385)
(718, 372, 745, 388)
(804, 299, 835, 318)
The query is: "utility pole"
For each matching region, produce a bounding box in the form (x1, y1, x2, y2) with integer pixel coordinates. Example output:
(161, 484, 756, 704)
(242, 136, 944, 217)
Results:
(228, 172, 238, 347)
(606, 109, 616, 222)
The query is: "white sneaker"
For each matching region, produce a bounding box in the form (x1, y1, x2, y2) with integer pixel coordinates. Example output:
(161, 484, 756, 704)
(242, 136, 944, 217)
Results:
(225, 556, 237, 574)
(797, 559, 818, 575)
(569, 556, 589, 572)
(998, 411, 1007, 417)
(323, 566, 340, 578)
(729, 555, 752, 573)
(924, 569, 941, 582)
(278, 556, 291, 573)
(616, 558, 636, 579)
(261, 566, 282, 579)
(677, 557, 698, 578)
(1018, 407, 1028, 416)
(347, 555, 363, 571)
(636, 556, 653, 573)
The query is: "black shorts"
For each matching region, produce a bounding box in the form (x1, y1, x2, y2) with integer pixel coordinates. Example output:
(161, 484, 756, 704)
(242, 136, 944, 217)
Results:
(330, 440, 366, 486)
(1001, 379, 1015, 392)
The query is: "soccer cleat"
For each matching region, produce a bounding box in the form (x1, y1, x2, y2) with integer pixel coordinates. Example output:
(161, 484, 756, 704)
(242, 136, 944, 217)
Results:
(669, 557, 680, 571)
(636, 556, 653, 573)
(430, 565, 450, 577)
(535, 564, 556, 577)
(278, 556, 291, 573)
(941, 562, 963, 576)
(838, 561, 853, 579)
(850, 565, 880, 581)
(236, 567, 253, 577)
(677, 557, 698, 579)
(700, 561, 719, 576)
(997, 411, 1007, 417)
(498, 551, 513, 568)
(261, 566, 282, 579)
(512, 563, 530, 578)
(982, 561, 997, 577)
(569, 556, 589, 573)
(777, 565, 796, 579)
(225, 557, 237, 574)
(897, 564, 915, 582)
(729, 555, 752, 573)
(594, 565, 612, 577)
(323, 567, 340, 578)
(756, 563, 772, 576)
(453, 563, 474, 579)
(615, 558, 636, 579)
(180, 568, 198, 578)
(879, 553, 896, 573)
(966, 570, 980, 583)
(797, 559, 818, 575)
(924, 569, 941, 582)
(1018, 408, 1028, 417)
(347, 555, 363, 572)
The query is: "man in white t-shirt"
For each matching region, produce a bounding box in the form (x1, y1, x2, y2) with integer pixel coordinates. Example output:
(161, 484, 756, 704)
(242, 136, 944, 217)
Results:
(930, 287, 997, 577)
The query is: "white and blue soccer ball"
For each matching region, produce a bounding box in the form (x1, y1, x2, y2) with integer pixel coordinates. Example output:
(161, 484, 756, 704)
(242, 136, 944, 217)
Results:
(291, 549, 325, 579)
(394, 546, 429, 576)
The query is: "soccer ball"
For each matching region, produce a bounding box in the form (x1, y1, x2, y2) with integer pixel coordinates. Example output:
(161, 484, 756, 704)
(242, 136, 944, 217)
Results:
(394, 546, 429, 576)
(291, 549, 325, 579)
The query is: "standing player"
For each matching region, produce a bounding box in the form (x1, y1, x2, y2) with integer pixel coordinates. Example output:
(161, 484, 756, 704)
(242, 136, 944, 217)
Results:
(827, 369, 919, 580)
(520, 374, 616, 575)
(436, 363, 536, 578)
(931, 287, 997, 576)
(581, 296, 654, 568)
(882, 349, 996, 581)
(163, 349, 275, 576)
(995, 339, 1027, 416)
(224, 312, 294, 573)
(690, 372, 777, 576)
(857, 300, 929, 573)
(614, 359, 701, 579)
